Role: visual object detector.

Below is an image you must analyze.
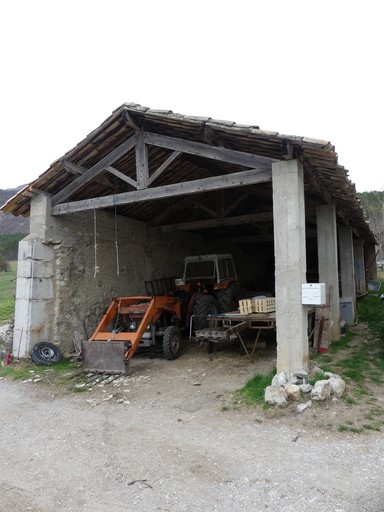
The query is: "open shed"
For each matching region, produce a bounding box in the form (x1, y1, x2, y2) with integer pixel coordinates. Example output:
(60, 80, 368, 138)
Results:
(1, 103, 377, 372)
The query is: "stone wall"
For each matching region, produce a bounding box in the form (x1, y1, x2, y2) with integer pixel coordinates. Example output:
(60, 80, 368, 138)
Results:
(13, 194, 205, 356)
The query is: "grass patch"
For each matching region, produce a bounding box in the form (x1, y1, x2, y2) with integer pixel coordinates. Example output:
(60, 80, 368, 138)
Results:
(358, 277, 384, 338)
(343, 394, 357, 405)
(0, 261, 17, 323)
(0, 358, 81, 382)
(237, 369, 276, 405)
(363, 423, 382, 431)
(329, 331, 355, 353)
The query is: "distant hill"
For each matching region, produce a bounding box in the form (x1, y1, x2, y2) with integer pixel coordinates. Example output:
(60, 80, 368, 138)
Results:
(0, 187, 30, 235)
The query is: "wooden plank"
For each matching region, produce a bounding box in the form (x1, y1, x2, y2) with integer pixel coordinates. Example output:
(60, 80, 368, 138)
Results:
(148, 212, 274, 234)
(51, 168, 272, 215)
(52, 136, 136, 205)
(143, 132, 278, 169)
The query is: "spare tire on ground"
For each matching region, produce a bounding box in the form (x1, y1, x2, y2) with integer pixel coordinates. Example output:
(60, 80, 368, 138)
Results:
(30, 342, 63, 365)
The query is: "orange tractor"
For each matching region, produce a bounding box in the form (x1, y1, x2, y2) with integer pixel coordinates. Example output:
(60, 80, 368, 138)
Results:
(81, 254, 241, 373)
(175, 254, 241, 331)
(82, 295, 182, 374)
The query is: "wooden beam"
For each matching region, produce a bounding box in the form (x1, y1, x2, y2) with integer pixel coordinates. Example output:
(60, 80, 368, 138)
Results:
(122, 109, 140, 129)
(147, 150, 181, 186)
(143, 132, 278, 169)
(149, 212, 274, 234)
(106, 166, 138, 189)
(62, 160, 119, 189)
(135, 130, 149, 189)
(149, 197, 195, 226)
(52, 168, 272, 215)
(216, 191, 225, 218)
(52, 136, 136, 205)
(303, 162, 349, 226)
(218, 229, 318, 245)
(224, 192, 249, 216)
(193, 201, 217, 218)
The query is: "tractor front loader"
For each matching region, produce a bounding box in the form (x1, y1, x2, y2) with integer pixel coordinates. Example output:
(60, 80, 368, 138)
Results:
(81, 295, 182, 374)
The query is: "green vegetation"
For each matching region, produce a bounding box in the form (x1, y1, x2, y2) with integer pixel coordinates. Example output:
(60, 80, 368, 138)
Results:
(0, 358, 80, 381)
(0, 233, 26, 261)
(237, 369, 276, 405)
(236, 275, 384, 432)
(358, 191, 384, 260)
(0, 261, 17, 323)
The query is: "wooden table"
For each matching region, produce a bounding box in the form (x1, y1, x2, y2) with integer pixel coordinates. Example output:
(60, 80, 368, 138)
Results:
(193, 311, 276, 358)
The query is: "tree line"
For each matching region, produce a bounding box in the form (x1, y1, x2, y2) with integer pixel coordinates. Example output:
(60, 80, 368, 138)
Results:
(358, 191, 384, 261)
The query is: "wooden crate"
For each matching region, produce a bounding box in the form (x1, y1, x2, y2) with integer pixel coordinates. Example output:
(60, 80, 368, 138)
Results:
(239, 297, 276, 314)
(239, 299, 254, 314)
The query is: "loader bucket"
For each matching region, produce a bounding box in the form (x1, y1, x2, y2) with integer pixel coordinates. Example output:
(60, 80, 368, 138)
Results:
(81, 340, 128, 374)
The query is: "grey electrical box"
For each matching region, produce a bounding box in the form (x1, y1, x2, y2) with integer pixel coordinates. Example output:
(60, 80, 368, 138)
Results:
(302, 283, 326, 305)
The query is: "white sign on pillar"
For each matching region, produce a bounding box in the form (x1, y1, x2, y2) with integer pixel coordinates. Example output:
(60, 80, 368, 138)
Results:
(301, 283, 326, 305)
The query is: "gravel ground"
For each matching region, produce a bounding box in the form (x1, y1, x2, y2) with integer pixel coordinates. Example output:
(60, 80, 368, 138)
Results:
(1, 339, 384, 512)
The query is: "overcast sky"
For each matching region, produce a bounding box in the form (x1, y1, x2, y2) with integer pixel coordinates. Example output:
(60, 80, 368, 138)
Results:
(1, 0, 382, 192)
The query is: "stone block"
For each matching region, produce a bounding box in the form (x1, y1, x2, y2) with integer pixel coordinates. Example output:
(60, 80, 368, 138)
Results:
(328, 377, 346, 397)
(311, 380, 331, 401)
(285, 384, 301, 401)
(264, 385, 288, 406)
(17, 260, 53, 279)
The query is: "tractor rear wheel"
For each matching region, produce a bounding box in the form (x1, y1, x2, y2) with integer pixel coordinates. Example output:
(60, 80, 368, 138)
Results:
(163, 325, 181, 360)
(217, 283, 242, 313)
(192, 295, 219, 331)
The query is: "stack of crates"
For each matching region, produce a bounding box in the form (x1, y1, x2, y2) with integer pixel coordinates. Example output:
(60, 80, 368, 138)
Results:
(239, 297, 276, 314)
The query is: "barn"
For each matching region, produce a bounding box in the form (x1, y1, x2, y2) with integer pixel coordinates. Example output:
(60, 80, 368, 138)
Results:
(1, 103, 377, 373)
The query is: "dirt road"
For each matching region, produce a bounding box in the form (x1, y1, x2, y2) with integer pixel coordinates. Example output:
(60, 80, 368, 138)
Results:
(1, 342, 383, 512)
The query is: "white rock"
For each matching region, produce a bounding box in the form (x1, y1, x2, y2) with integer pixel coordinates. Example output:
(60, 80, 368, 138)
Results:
(296, 400, 312, 413)
(272, 372, 290, 387)
(293, 369, 309, 380)
(309, 366, 324, 378)
(264, 385, 288, 406)
(328, 376, 346, 397)
(324, 371, 341, 379)
(311, 380, 331, 401)
(299, 383, 313, 393)
(285, 384, 301, 402)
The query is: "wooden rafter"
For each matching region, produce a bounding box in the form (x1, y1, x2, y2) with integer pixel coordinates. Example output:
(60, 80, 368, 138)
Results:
(52, 136, 137, 205)
(143, 132, 278, 169)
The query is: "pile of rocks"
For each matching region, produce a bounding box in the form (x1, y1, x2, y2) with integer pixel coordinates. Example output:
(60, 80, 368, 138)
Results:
(264, 366, 346, 412)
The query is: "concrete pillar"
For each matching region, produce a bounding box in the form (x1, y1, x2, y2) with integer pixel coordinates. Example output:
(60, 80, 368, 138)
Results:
(353, 239, 367, 294)
(272, 159, 308, 373)
(317, 204, 340, 341)
(13, 195, 55, 357)
(338, 226, 356, 325)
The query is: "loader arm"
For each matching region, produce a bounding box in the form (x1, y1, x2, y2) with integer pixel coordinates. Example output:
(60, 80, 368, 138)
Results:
(83, 295, 181, 373)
